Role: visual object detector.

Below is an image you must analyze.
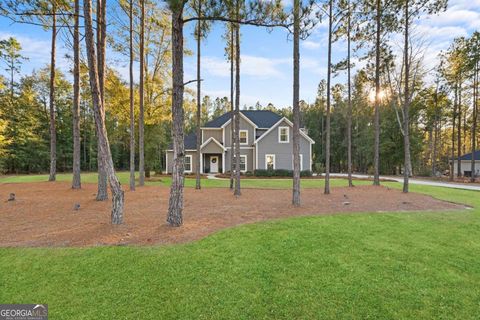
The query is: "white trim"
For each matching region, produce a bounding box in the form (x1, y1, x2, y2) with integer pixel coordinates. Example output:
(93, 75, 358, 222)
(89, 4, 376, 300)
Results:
(200, 137, 227, 151)
(233, 154, 247, 172)
(222, 127, 225, 144)
(255, 145, 258, 169)
(221, 112, 258, 129)
(184, 155, 193, 173)
(292, 154, 303, 171)
(310, 142, 313, 171)
(200, 152, 203, 173)
(226, 147, 254, 149)
(265, 154, 276, 170)
(239, 129, 248, 145)
(278, 126, 290, 143)
(165, 153, 168, 174)
(200, 127, 222, 130)
(222, 152, 225, 173)
(254, 117, 315, 145)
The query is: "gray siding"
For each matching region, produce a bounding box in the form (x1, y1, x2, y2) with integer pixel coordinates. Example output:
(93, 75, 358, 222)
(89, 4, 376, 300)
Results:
(224, 116, 255, 147)
(166, 150, 198, 174)
(256, 120, 311, 171)
(225, 148, 254, 172)
(202, 129, 223, 144)
(202, 139, 224, 154)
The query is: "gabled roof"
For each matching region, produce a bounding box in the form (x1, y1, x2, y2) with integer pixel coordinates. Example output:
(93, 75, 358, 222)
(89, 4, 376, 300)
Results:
(254, 117, 315, 144)
(203, 110, 282, 128)
(457, 150, 480, 161)
(200, 137, 226, 151)
(168, 132, 197, 150)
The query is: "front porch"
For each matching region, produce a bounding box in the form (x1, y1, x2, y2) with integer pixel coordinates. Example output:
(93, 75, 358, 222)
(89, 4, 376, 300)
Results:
(200, 137, 226, 174)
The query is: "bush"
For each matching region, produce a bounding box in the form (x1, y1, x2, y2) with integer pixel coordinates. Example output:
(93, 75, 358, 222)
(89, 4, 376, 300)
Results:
(314, 162, 324, 174)
(245, 171, 254, 176)
(253, 169, 311, 177)
(301, 170, 313, 177)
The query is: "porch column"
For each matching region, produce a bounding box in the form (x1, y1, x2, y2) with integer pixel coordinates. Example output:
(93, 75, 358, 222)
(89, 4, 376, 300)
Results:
(222, 151, 225, 173)
(200, 152, 203, 174)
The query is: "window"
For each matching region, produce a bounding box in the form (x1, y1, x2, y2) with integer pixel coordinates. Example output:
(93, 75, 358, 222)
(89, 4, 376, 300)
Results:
(184, 155, 192, 173)
(233, 155, 247, 172)
(265, 154, 275, 170)
(239, 130, 248, 144)
(292, 154, 303, 171)
(279, 126, 289, 143)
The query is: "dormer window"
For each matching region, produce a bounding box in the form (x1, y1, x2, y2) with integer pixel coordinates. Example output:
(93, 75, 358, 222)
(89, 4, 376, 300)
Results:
(239, 130, 248, 144)
(278, 126, 289, 143)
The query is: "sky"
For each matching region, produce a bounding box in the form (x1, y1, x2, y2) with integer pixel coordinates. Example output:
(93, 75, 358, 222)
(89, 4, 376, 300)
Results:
(0, 0, 479, 109)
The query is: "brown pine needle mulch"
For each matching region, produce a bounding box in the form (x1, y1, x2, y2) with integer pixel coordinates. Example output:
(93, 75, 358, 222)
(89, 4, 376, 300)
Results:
(0, 182, 466, 247)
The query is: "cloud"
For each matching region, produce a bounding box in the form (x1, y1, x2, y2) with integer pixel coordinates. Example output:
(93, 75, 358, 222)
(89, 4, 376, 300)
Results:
(302, 40, 321, 50)
(202, 54, 290, 78)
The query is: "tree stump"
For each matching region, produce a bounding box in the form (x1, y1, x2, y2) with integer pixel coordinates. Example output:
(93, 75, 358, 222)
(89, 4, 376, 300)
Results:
(73, 203, 81, 211)
(8, 193, 15, 201)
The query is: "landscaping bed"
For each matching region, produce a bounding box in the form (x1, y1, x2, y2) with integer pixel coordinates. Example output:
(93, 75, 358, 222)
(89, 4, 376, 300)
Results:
(0, 182, 465, 247)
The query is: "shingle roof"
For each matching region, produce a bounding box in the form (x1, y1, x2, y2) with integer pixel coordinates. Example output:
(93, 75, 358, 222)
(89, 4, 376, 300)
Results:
(458, 150, 480, 161)
(169, 110, 285, 150)
(203, 110, 282, 128)
(168, 132, 197, 150)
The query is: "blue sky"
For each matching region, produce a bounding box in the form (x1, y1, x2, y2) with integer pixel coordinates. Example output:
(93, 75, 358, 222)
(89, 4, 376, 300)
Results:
(0, 0, 479, 108)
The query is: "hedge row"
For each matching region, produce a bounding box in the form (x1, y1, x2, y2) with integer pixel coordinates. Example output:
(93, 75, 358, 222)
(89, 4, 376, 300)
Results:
(248, 169, 313, 177)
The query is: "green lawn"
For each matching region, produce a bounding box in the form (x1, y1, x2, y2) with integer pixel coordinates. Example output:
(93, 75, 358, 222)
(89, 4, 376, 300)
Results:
(0, 176, 479, 319)
(0, 171, 372, 188)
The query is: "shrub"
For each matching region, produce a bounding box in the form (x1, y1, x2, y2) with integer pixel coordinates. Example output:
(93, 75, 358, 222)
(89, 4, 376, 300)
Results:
(300, 170, 313, 177)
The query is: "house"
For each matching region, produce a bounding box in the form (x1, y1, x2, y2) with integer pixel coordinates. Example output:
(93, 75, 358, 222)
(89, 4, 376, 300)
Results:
(166, 110, 315, 174)
(452, 150, 480, 177)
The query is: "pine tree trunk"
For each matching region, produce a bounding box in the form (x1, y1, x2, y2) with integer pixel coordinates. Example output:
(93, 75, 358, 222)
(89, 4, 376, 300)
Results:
(471, 66, 478, 182)
(347, 1, 353, 188)
(457, 80, 462, 177)
(195, 0, 202, 190)
(48, 2, 57, 182)
(450, 84, 457, 181)
(72, 0, 81, 189)
(233, 16, 241, 197)
(324, 0, 333, 195)
(129, 0, 135, 191)
(229, 23, 235, 190)
(96, 0, 108, 200)
(373, 0, 381, 186)
(167, 6, 185, 227)
(402, 0, 411, 193)
(84, 0, 124, 224)
(292, 0, 301, 205)
(139, 0, 146, 186)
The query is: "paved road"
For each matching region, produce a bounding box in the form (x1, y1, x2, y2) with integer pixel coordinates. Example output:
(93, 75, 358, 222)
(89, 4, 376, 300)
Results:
(326, 173, 480, 191)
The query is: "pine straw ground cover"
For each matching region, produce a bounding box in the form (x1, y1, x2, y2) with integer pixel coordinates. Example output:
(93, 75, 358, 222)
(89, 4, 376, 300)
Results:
(0, 175, 479, 319)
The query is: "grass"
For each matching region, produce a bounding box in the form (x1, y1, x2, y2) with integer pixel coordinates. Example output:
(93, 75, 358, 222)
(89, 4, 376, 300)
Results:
(0, 171, 373, 188)
(1, 175, 480, 318)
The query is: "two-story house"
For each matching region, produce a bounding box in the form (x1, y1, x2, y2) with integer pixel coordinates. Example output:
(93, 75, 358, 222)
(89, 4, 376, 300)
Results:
(166, 110, 315, 174)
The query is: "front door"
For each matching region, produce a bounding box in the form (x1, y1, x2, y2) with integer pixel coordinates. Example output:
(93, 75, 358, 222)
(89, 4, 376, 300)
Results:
(210, 156, 219, 173)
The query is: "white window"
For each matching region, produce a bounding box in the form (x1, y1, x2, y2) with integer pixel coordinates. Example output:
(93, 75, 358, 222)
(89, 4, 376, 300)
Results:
(239, 130, 248, 145)
(233, 155, 247, 172)
(184, 155, 192, 173)
(292, 154, 303, 171)
(278, 126, 289, 143)
(265, 154, 275, 170)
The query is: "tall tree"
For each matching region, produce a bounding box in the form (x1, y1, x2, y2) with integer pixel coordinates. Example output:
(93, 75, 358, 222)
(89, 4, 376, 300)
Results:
(233, 1, 241, 197)
(292, 0, 301, 204)
(469, 32, 480, 182)
(129, 0, 135, 191)
(96, 0, 108, 200)
(373, 0, 381, 186)
(0, 37, 27, 97)
(346, 0, 353, 187)
(229, 23, 235, 190)
(324, 0, 333, 194)
(83, 0, 125, 224)
(48, 0, 57, 182)
(139, 0, 146, 186)
(195, 0, 202, 190)
(72, 0, 81, 189)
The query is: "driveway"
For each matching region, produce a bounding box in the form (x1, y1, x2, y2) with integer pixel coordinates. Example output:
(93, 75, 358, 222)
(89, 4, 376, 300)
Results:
(326, 173, 480, 191)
